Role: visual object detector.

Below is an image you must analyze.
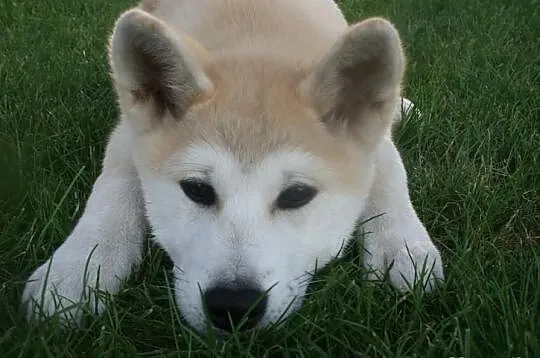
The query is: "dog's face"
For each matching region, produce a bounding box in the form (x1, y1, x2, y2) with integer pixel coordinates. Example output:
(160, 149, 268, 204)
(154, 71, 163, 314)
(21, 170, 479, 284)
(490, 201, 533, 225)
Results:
(109, 10, 404, 333)
(138, 142, 368, 332)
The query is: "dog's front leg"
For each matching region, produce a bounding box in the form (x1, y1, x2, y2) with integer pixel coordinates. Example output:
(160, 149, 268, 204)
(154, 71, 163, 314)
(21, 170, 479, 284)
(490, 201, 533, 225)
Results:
(22, 122, 146, 322)
(360, 138, 444, 292)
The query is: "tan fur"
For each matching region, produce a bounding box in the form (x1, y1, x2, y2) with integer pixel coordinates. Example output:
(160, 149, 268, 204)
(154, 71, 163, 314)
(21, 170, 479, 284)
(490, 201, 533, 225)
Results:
(143, 0, 346, 59)
(110, 0, 404, 192)
(135, 67, 368, 191)
(22, 0, 444, 329)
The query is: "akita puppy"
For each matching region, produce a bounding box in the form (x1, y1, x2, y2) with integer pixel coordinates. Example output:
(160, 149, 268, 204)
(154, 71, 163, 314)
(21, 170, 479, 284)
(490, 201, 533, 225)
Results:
(23, 0, 444, 334)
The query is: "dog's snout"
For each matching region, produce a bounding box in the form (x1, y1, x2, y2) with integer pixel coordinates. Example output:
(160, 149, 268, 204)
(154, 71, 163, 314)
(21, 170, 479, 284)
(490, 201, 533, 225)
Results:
(203, 286, 267, 332)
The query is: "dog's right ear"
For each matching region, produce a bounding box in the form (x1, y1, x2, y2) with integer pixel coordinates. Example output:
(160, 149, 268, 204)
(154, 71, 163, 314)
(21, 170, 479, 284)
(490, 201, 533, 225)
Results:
(109, 9, 213, 132)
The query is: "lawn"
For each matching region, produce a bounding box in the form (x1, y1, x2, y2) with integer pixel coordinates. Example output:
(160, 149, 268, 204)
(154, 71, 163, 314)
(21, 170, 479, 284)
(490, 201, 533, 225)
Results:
(0, 0, 538, 356)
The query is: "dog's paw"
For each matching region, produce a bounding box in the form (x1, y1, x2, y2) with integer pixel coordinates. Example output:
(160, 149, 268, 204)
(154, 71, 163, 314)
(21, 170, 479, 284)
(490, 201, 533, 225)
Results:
(22, 244, 127, 324)
(364, 239, 444, 292)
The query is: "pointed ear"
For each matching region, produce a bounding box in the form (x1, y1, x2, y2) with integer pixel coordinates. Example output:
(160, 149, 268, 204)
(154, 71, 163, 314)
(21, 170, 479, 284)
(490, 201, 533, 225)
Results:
(301, 18, 405, 146)
(109, 9, 213, 131)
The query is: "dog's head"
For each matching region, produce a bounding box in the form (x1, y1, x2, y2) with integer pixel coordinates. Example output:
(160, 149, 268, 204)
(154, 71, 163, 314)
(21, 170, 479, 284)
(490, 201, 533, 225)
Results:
(108, 9, 404, 334)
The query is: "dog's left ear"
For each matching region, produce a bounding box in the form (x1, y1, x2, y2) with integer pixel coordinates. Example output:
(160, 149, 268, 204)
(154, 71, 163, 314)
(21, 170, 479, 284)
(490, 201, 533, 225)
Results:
(301, 18, 405, 146)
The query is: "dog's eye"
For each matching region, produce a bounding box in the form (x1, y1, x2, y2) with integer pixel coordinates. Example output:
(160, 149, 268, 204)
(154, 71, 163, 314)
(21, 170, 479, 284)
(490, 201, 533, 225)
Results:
(180, 180, 216, 206)
(277, 184, 318, 210)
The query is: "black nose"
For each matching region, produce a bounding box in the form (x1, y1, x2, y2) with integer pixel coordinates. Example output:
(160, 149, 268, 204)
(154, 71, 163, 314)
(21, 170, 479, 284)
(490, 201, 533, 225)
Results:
(203, 286, 267, 332)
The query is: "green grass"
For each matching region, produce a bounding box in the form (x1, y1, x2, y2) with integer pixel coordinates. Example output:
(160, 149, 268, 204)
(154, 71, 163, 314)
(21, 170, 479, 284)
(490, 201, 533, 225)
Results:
(1, 0, 538, 356)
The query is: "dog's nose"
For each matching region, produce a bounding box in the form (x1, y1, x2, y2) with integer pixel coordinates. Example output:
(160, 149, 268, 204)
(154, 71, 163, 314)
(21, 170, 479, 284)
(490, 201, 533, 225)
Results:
(203, 286, 267, 332)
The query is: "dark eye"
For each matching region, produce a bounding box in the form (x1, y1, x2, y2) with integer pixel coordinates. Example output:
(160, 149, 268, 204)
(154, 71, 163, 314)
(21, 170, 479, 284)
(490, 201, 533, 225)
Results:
(276, 184, 318, 210)
(180, 180, 216, 206)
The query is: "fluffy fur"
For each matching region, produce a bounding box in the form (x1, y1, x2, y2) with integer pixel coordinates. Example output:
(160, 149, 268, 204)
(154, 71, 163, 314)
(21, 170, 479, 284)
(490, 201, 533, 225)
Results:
(22, 0, 444, 334)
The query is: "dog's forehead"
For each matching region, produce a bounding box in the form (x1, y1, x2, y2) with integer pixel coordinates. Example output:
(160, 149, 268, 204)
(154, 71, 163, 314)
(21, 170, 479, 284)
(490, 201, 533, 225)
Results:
(199, 63, 324, 163)
(179, 142, 322, 179)
(138, 60, 364, 188)
(167, 69, 333, 166)
(141, 105, 365, 190)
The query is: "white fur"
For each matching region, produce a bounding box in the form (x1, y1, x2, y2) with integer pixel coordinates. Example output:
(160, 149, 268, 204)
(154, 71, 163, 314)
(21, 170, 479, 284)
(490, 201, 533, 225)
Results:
(134, 144, 365, 330)
(400, 97, 422, 119)
(22, 0, 444, 333)
(361, 138, 443, 291)
(23, 127, 443, 328)
(22, 122, 146, 321)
